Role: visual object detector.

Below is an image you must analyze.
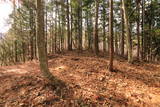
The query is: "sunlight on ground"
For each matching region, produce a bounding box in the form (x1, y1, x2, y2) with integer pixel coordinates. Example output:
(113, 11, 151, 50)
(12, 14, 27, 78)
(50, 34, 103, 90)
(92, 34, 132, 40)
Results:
(0, 54, 160, 106)
(5, 69, 28, 74)
(149, 93, 160, 104)
(50, 65, 67, 72)
(55, 65, 66, 71)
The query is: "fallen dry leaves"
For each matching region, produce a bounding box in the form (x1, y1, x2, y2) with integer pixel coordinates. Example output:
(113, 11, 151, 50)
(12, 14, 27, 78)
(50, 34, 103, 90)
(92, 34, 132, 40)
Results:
(0, 51, 160, 107)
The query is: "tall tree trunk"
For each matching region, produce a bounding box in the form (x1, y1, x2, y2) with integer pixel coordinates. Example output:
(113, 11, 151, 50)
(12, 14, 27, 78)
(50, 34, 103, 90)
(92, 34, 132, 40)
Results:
(22, 42, 26, 63)
(122, 0, 133, 63)
(141, 0, 145, 60)
(67, 0, 71, 51)
(136, 0, 140, 60)
(70, 4, 73, 50)
(58, 7, 61, 52)
(102, 0, 106, 52)
(149, 0, 153, 62)
(94, 0, 99, 55)
(77, 0, 83, 51)
(115, 32, 118, 55)
(20, 19, 25, 63)
(51, 22, 54, 53)
(30, 36, 34, 60)
(120, 0, 125, 56)
(109, 0, 114, 72)
(86, 10, 90, 50)
(14, 40, 18, 62)
(86, 5, 92, 51)
(28, 0, 34, 60)
(36, 0, 57, 82)
(54, 3, 58, 53)
(45, 4, 48, 54)
(13, 0, 18, 62)
(33, 27, 37, 59)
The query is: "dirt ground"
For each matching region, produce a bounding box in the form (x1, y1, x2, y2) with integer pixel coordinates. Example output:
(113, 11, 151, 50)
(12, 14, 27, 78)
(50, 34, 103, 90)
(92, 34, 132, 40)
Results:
(0, 51, 160, 107)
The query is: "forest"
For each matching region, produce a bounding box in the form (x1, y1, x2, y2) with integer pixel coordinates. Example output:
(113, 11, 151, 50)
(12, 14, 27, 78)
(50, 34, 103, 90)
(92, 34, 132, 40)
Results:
(0, 0, 160, 106)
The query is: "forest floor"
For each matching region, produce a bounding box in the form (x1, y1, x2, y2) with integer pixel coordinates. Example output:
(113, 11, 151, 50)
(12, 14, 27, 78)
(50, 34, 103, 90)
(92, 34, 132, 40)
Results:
(0, 51, 160, 107)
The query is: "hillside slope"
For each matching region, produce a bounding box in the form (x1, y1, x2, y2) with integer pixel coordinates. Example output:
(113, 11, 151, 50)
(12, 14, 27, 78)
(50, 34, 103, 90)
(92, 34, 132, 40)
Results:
(0, 52, 160, 107)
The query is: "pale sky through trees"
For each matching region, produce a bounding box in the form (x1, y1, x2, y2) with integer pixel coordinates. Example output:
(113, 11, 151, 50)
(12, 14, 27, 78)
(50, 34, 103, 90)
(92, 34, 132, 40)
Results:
(0, 1, 12, 33)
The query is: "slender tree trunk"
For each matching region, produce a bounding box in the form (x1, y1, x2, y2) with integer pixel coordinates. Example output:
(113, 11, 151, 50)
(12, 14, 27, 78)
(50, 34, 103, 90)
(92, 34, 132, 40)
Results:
(54, 4, 57, 53)
(67, 0, 71, 51)
(86, 10, 90, 50)
(22, 42, 26, 63)
(28, 0, 34, 60)
(30, 36, 34, 60)
(51, 23, 54, 53)
(14, 40, 18, 62)
(94, 0, 99, 55)
(149, 0, 153, 62)
(58, 7, 61, 52)
(120, 0, 125, 56)
(115, 32, 118, 55)
(102, 0, 106, 52)
(122, 0, 133, 63)
(86, 6, 92, 51)
(70, 4, 73, 50)
(36, 0, 57, 82)
(109, 0, 114, 72)
(13, 0, 18, 62)
(141, 0, 145, 60)
(136, 0, 140, 60)
(34, 27, 37, 59)
(77, 0, 83, 51)
(45, 4, 48, 54)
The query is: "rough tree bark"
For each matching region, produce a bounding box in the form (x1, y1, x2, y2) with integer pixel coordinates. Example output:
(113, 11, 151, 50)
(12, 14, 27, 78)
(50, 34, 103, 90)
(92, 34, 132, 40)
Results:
(141, 0, 145, 60)
(109, 0, 114, 72)
(122, 0, 133, 63)
(67, 0, 72, 51)
(120, 0, 125, 56)
(36, 0, 60, 84)
(136, 0, 140, 60)
(94, 0, 99, 55)
(102, 0, 106, 52)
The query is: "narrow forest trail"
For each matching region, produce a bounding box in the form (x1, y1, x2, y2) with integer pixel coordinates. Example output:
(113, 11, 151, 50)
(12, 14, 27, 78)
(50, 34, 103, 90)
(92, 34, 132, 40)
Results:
(0, 52, 160, 107)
